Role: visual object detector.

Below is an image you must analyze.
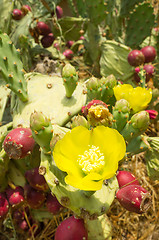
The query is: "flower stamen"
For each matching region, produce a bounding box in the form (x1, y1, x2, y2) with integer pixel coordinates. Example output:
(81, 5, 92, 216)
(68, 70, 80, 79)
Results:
(77, 145, 105, 174)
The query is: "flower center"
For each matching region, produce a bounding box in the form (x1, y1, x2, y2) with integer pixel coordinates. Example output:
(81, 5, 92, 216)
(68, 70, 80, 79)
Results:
(89, 105, 108, 119)
(77, 145, 105, 174)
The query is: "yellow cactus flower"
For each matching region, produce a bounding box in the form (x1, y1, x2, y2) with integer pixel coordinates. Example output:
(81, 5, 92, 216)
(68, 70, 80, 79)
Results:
(113, 84, 152, 113)
(53, 126, 126, 191)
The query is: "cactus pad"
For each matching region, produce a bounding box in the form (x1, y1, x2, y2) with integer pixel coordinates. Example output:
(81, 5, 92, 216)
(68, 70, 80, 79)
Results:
(0, 32, 28, 102)
(40, 151, 119, 218)
(100, 40, 134, 82)
(12, 72, 87, 128)
(125, 3, 155, 48)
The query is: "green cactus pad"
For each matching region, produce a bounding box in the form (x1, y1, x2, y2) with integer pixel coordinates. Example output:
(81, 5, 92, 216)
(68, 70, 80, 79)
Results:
(145, 149, 159, 181)
(40, 151, 119, 218)
(144, 137, 159, 180)
(0, 79, 11, 122)
(126, 135, 149, 155)
(100, 40, 134, 82)
(86, 214, 112, 240)
(12, 72, 87, 128)
(0, 149, 10, 191)
(125, 3, 155, 48)
(120, 0, 144, 17)
(0, 32, 28, 102)
(76, 0, 106, 24)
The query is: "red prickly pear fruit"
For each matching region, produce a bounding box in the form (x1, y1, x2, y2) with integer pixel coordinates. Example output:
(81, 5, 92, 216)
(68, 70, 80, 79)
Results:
(12, 9, 23, 20)
(46, 193, 63, 215)
(79, 36, 85, 40)
(6, 186, 24, 206)
(116, 170, 140, 188)
(141, 46, 156, 63)
(3, 127, 35, 159)
(54, 215, 88, 240)
(0, 193, 9, 219)
(25, 167, 48, 191)
(18, 219, 29, 231)
(116, 185, 152, 214)
(56, 6, 63, 19)
(143, 64, 155, 82)
(66, 40, 74, 48)
(41, 33, 55, 48)
(36, 21, 51, 36)
(21, 5, 31, 15)
(54, 42, 60, 51)
(63, 49, 74, 60)
(24, 184, 46, 209)
(127, 50, 145, 66)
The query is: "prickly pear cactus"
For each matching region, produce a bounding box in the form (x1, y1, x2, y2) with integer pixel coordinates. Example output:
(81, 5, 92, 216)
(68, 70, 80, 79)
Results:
(100, 40, 134, 82)
(125, 2, 155, 48)
(40, 151, 119, 219)
(11, 72, 87, 128)
(0, 32, 28, 102)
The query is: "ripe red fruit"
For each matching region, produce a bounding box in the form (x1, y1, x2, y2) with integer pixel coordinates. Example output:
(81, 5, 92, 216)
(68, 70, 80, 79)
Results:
(46, 193, 63, 215)
(3, 127, 35, 159)
(25, 167, 48, 191)
(141, 46, 156, 63)
(21, 5, 31, 16)
(134, 64, 155, 83)
(116, 185, 152, 214)
(143, 64, 155, 82)
(56, 6, 63, 19)
(12, 9, 23, 20)
(116, 170, 140, 188)
(24, 184, 46, 209)
(18, 219, 29, 230)
(36, 21, 51, 36)
(54, 215, 88, 240)
(6, 186, 24, 206)
(127, 50, 145, 66)
(0, 193, 9, 219)
(41, 33, 55, 48)
(54, 42, 60, 51)
(63, 49, 74, 60)
(66, 41, 74, 48)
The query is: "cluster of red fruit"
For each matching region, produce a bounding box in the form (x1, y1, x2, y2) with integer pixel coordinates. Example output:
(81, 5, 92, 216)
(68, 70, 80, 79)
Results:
(127, 46, 156, 83)
(0, 128, 64, 236)
(12, 5, 32, 20)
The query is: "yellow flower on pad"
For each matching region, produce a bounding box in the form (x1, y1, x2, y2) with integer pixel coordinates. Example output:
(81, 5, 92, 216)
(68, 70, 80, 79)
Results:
(53, 126, 126, 191)
(113, 84, 152, 113)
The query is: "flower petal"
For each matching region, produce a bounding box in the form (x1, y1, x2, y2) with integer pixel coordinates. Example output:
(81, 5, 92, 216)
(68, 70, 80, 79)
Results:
(65, 172, 103, 191)
(113, 84, 133, 101)
(53, 126, 91, 173)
